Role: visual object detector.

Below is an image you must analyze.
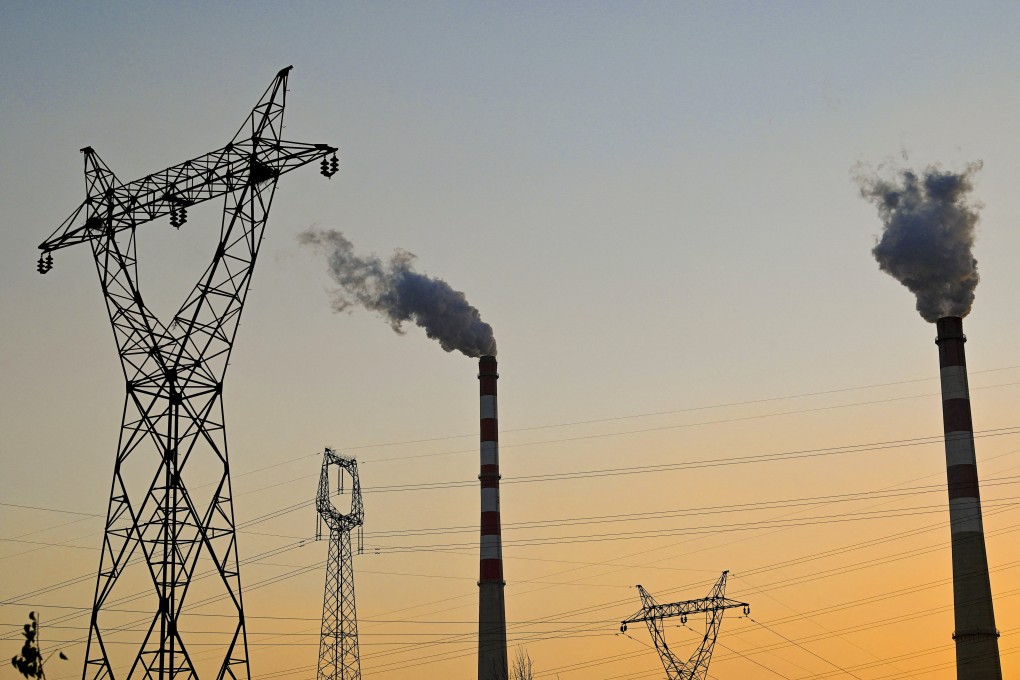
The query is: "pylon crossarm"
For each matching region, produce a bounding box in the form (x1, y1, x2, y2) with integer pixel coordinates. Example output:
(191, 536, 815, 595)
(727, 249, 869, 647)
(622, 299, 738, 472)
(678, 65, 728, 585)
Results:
(40, 141, 336, 255)
(621, 596, 749, 627)
(317, 449, 365, 533)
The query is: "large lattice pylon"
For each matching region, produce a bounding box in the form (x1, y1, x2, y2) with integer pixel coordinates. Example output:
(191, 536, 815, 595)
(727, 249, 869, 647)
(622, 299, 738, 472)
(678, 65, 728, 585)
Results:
(316, 449, 365, 680)
(38, 67, 338, 680)
(620, 571, 749, 680)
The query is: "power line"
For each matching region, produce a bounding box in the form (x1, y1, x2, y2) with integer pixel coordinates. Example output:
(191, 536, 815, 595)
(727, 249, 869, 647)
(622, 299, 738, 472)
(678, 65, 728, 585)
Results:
(352, 379, 1020, 467)
(9, 505, 1020, 660)
(0, 503, 102, 517)
(305, 363, 1020, 454)
(8, 474, 1017, 554)
(685, 624, 793, 680)
(8, 429, 1017, 572)
(47, 363, 1012, 495)
(24, 556, 1020, 679)
(6, 421, 1019, 556)
(7, 381, 1020, 672)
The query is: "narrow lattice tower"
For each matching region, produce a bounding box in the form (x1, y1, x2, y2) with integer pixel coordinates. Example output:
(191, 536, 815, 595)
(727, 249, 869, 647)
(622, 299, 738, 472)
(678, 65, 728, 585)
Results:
(935, 317, 1002, 679)
(477, 355, 508, 680)
(38, 67, 337, 680)
(316, 449, 365, 680)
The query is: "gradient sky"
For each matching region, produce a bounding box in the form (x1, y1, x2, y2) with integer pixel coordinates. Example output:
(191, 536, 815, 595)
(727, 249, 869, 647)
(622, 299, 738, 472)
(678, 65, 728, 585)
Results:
(3, 2, 1020, 679)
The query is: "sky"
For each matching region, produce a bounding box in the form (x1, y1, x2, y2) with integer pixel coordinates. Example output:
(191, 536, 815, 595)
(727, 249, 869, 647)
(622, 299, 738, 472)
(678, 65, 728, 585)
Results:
(3, 2, 1020, 678)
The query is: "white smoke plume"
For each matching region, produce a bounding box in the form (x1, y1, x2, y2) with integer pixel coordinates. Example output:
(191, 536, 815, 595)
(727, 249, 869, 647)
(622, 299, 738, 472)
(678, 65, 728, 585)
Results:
(857, 162, 983, 322)
(299, 229, 497, 357)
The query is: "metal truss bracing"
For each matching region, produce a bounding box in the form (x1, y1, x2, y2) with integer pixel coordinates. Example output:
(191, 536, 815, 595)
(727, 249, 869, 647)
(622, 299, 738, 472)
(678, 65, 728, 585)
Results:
(620, 571, 749, 680)
(39, 67, 337, 680)
(316, 449, 364, 680)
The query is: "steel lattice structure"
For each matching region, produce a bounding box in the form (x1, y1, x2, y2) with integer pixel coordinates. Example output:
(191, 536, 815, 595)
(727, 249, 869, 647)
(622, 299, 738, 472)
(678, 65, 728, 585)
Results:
(620, 571, 749, 680)
(316, 449, 364, 680)
(38, 67, 337, 680)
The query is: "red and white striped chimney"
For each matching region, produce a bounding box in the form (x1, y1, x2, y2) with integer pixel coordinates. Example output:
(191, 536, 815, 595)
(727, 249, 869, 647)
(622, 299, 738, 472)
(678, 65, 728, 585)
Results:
(936, 316, 1002, 680)
(478, 355, 508, 679)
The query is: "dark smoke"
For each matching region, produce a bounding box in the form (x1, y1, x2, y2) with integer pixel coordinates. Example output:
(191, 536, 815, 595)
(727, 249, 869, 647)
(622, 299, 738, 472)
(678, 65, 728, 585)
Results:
(299, 229, 497, 357)
(857, 162, 983, 322)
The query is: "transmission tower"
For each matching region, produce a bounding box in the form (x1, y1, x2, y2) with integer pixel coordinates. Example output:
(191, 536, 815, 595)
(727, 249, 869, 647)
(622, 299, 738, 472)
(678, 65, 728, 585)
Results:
(619, 571, 749, 680)
(38, 67, 338, 680)
(316, 449, 365, 680)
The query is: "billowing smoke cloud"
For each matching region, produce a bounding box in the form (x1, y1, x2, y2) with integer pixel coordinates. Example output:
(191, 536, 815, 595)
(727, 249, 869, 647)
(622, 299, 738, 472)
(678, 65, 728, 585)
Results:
(857, 162, 983, 322)
(299, 229, 497, 357)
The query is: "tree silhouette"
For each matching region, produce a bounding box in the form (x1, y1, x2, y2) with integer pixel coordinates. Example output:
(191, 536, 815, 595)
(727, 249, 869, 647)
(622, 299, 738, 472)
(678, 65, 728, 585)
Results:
(510, 647, 534, 680)
(11, 612, 66, 680)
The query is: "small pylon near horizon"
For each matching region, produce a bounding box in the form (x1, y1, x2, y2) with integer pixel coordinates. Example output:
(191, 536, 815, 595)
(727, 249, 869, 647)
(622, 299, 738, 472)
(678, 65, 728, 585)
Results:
(620, 571, 749, 680)
(316, 448, 365, 680)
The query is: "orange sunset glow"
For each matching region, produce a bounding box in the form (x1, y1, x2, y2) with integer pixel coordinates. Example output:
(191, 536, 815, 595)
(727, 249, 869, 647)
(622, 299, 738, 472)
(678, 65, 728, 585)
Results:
(3, 3, 1020, 679)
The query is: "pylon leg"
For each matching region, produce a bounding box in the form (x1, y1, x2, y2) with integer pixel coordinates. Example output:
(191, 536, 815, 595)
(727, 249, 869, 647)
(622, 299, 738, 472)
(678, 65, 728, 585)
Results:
(318, 530, 361, 680)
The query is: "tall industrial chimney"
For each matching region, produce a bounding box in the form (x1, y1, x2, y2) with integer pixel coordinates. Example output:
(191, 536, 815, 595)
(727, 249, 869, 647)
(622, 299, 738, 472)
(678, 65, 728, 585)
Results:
(478, 355, 508, 680)
(936, 316, 1002, 679)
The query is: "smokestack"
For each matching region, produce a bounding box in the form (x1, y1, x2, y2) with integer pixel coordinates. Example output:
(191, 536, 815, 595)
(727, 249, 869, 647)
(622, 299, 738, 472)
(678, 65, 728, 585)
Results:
(861, 162, 1002, 676)
(936, 316, 1002, 679)
(478, 355, 508, 680)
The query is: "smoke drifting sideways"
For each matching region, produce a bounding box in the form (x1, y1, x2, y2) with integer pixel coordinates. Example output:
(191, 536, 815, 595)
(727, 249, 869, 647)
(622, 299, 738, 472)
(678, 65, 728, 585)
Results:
(857, 162, 983, 322)
(298, 229, 497, 358)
